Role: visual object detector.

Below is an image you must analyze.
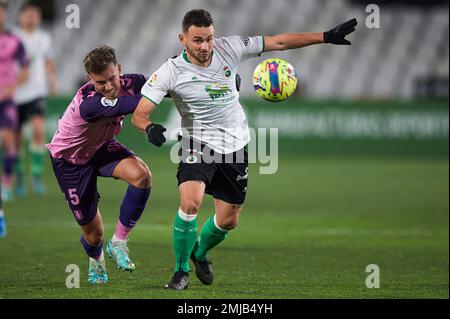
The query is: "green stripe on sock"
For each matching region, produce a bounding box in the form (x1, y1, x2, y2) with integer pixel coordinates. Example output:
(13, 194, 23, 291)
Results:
(194, 216, 228, 261)
(173, 213, 198, 272)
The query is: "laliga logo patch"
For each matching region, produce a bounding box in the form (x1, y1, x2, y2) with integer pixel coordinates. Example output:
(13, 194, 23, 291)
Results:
(150, 73, 158, 83)
(186, 155, 198, 164)
(101, 97, 118, 107)
(148, 73, 158, 86)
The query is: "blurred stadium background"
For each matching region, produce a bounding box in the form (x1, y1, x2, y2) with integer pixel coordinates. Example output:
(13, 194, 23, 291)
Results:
(0, 0, 448, 298)
(5, 0, 449, 99)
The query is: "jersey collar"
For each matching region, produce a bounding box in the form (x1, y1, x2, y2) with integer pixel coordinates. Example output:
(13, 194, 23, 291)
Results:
(182, 50, 191, 64)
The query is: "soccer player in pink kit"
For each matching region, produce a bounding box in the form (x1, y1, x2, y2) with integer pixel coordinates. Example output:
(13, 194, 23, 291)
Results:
(46, 45, 152, 283)
(0, 1, 30, 205)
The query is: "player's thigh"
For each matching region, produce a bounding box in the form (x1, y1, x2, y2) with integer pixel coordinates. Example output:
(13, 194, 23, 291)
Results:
(0, 128, 16, 151)
(50, 157, 100, 226)
(95, 140, 150, 188)
(16, 99, 45, 147)
(179, 180, 207, 214)
(112, 155, 151, 188)
(0, 100, 18, 135)
(214, 198, 243, 230)
(0, 102, 18, 150)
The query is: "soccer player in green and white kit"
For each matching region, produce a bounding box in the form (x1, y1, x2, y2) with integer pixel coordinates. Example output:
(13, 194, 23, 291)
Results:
(132, 9, 357, 290)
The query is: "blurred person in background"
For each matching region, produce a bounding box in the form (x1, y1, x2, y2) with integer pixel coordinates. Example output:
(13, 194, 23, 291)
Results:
(0, 188, 4, 237)
(14, 1, 57, 197)
(0, 0, 30, 204)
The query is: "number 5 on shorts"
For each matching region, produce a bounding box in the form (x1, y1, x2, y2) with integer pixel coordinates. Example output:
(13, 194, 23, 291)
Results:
(68, 188, 80, 205)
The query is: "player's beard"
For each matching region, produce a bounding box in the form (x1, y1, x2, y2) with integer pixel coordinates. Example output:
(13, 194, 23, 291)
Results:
(187, 46, 211, 65)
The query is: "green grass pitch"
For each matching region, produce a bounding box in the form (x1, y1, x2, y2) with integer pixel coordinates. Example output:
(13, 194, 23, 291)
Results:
(0, 152, 448, 298)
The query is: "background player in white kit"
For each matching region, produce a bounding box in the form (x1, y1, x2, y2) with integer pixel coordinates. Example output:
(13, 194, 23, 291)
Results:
(0, 0, 29, 205)
(14, 2, 58, 197)
(132, 9, 357, 290)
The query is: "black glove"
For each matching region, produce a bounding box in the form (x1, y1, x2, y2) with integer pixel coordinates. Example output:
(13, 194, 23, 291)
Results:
(324, 18, 357, 45)
(146, 123, 167, 147)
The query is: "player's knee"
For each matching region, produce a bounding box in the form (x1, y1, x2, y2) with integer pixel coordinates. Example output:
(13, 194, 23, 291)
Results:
(218, 218, 239, 231)
(85, 233, 104, 247)
(138, 169, 152, 188)
(129, 166, 152, 189)
(180, 199, 202, 215)
(83, 228, 104, 246)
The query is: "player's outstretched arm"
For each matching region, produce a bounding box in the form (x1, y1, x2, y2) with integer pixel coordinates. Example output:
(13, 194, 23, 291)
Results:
(132, 97, 167, 147)
(264, 18, 357, 52)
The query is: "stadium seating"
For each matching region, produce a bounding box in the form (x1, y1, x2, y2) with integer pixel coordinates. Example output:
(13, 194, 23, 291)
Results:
(6, 0, 449, 98)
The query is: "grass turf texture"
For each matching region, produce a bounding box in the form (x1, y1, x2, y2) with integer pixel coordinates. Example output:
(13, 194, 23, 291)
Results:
(0, 152, 448, 298)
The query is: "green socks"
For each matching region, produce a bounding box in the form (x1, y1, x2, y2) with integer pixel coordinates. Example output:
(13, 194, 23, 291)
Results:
(193, 215, 228, 261)
(15, 145, 45, 182)
(173, 211, 229, 272)
(30, 145, 45, 177)
(15, 151, 25, 182)
(173, 210, 198, 272)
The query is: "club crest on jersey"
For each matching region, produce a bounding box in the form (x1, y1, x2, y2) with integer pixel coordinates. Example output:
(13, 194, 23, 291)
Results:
(185, 155, 198, 164)
(101, 97, 118, 107)
(223, 66, 231, 77)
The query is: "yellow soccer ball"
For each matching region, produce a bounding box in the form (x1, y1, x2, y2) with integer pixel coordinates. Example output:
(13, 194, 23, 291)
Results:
(253, 58, 298, 102)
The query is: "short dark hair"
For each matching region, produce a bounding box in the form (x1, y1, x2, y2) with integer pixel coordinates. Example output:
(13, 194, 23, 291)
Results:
(182, 9, 213, 33)
(20, 1, 41, 13)
(0, 0, 8, 9)
(83, 45, 117, 74)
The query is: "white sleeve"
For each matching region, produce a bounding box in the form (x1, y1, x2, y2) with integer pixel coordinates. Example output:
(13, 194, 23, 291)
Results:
(220, 36, 264, 63)
(140, 61, 172, 105)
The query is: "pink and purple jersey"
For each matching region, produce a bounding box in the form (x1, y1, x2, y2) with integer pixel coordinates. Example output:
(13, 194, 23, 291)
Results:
(45, 74, 146, 165)
(0, 30, 29, 101)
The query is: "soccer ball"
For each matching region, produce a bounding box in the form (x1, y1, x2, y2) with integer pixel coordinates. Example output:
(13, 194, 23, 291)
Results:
(253, 58, 298, 102)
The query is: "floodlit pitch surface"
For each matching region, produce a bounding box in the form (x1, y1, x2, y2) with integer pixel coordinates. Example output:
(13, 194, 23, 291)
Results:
(1, 151, 447, 298)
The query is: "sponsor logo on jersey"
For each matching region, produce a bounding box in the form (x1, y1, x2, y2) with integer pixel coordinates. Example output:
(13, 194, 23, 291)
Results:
(236, 167, 249, 181)
(101, 97, 118, 107)
(205, 83, 232, 101)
